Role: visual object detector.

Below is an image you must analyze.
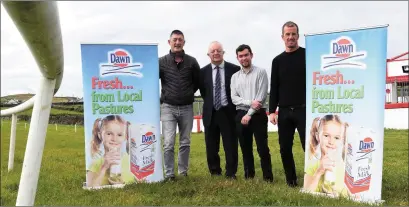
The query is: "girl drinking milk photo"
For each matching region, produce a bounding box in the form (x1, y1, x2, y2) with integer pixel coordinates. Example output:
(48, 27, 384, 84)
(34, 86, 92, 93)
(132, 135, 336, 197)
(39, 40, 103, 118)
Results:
(86, 115, 134, 187)
(303, 114, 349, 197)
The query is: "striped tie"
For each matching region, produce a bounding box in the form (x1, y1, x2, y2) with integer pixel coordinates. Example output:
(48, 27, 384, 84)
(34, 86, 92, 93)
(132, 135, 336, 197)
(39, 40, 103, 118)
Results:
(214, 66, 222, 110)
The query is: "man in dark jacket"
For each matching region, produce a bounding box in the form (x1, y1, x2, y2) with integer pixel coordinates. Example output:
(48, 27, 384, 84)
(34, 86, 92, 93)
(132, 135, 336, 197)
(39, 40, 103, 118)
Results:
(199, 41, 240, 179)
(159, 30, 200, 181)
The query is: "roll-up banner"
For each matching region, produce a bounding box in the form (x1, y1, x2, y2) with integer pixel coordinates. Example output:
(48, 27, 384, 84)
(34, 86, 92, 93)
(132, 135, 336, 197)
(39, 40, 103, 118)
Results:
(302, 25, 388, 204)
(80, 43, 163, 189)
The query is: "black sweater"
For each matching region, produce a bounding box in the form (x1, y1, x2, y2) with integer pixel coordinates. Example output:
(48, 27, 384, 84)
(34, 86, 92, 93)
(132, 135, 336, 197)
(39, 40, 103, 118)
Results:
(159, 50, 200, 105)
(269, 47, 306, 113)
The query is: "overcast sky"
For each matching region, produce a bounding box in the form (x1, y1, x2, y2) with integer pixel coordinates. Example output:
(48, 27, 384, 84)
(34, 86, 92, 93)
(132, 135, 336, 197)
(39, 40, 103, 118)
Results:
(1, 1, 408, 97)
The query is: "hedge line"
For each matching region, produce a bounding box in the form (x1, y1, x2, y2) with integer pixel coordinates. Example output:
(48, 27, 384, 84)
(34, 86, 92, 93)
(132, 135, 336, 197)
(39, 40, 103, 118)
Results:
(52, 105, 84, 112)
(1, 114, 84, 125)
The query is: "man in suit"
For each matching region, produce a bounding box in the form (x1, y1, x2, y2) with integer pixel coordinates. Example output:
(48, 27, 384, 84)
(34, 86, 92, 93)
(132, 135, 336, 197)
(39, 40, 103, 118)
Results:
(199, 41, 240, 179)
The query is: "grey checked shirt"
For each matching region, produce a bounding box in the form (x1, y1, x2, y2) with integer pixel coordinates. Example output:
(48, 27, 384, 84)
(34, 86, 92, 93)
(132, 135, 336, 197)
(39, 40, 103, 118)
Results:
(230, 64, 269, 116)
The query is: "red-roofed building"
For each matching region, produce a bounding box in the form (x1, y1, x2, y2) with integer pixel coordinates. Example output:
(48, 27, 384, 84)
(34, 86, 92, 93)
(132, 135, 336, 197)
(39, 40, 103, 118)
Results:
(385, 52, 409, 109)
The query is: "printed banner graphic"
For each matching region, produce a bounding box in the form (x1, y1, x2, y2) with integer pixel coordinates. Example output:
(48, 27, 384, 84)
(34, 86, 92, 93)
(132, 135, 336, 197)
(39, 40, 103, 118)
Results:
(303, 26, 388, 203)
(81, 43, 163, 189)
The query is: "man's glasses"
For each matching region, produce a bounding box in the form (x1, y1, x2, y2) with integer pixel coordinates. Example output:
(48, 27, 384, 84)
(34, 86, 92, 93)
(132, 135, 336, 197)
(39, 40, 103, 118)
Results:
(209, 50, 224, 54)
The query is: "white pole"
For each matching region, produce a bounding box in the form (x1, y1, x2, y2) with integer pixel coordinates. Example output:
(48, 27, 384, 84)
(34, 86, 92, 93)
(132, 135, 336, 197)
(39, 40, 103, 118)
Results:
(16, 78, 56, 206)
(74, 124, 77, 132)
(392, 81, 398, 103)
(8, 113, 18, 172)
(25, 123, 27, 129)
(55, 124, 57, 131)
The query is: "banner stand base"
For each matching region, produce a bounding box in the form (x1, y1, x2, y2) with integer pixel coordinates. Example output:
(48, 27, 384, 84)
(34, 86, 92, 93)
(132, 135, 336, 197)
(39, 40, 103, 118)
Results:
(299, 188, 385, 205)
(81, 179, 165, 190)
(82, 182, 125, 190)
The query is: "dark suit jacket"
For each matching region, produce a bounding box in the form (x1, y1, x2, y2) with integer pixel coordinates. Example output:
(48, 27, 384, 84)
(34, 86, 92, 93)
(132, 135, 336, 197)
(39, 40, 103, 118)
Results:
(199, 61, 241, 127)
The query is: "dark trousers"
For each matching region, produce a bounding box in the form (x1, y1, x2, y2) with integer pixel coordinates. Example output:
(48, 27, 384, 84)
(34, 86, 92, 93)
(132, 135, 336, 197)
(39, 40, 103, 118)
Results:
(204, 106, 238, 177)
(277, 106, 306, 185)
(236, 108, 273, 181)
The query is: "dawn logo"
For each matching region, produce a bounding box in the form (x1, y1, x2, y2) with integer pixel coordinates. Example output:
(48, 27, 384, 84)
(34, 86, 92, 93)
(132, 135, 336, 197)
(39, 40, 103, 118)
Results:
(99, 49, 143, 77)
(321, 36, 367, 71)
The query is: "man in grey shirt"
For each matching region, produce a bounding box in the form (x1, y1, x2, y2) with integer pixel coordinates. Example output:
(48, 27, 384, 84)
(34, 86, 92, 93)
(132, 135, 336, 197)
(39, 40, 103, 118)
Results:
(230, 44, 273, 182)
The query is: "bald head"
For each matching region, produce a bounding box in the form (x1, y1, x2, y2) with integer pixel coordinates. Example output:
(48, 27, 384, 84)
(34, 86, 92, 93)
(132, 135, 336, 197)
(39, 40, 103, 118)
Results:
(207, 41, 225, 65)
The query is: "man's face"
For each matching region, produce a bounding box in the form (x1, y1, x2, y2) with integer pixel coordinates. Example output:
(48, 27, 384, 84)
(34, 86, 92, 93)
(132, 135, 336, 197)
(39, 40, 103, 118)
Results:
(282, 26, 299, 49)
(236, 49, 253, 68)
(207, 43, 224, 63)
(168, 34, 185, 53)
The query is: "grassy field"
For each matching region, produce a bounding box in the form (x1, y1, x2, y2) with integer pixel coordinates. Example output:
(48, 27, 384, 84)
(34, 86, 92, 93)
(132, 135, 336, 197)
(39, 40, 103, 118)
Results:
(1, 120, 408, 206)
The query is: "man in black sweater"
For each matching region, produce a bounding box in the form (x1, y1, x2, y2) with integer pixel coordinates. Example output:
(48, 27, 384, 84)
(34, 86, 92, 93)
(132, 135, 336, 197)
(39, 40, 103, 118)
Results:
(269, 21, 306, 187)
(159, 30, 201, 181)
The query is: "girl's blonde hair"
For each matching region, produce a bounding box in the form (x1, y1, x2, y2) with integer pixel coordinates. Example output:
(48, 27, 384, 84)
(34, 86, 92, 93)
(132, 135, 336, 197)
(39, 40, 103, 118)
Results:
(309, 114, 349, 160)
(91, 115, 130, 158)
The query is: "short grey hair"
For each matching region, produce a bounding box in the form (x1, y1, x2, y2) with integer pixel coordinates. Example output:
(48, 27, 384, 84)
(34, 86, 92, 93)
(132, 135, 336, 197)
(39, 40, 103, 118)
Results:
(208, 41, 224, 53)
(282, 21, 299, 35)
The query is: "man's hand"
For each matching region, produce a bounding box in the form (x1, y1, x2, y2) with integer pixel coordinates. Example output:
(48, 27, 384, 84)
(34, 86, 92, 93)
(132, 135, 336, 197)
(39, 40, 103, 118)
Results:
(251, 100, 262, 110)
(241, 115, 251, 125)
(269, 113, 278, 125)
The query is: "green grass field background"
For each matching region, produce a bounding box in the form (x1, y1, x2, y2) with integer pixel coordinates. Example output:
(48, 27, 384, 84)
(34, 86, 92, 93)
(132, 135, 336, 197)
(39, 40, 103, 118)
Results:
(1, 120, 408, 206)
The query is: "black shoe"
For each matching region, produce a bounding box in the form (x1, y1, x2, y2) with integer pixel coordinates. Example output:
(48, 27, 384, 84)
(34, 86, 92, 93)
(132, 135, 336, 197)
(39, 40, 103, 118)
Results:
(287, 180, 298, 187)
(180, 172, 188, 177)
(244, 175, 255, 180)
(226, 175, 237, 180)
(165, 176, 176, 182)
(264, 177, 274, 183)
(211, 173, 222, 177)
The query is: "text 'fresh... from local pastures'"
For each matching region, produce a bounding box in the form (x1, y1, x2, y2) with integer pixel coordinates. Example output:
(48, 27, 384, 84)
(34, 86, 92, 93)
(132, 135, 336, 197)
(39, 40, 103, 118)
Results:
(311, 70, 364, 113)
(90, 77, 142, 114)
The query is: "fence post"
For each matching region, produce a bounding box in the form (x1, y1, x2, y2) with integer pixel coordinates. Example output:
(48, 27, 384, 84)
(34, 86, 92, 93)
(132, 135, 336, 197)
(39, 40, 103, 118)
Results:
(8, 113, 18, 172)
(16, 78, 56, 206)
(392, 79, 398, 103)
(196, 118, 201, 132)
(405, 81, 409, 102)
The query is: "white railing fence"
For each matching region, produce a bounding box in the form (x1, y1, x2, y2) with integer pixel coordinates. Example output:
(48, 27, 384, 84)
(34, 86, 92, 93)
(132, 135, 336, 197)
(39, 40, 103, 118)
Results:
(0, 1, 64, 206)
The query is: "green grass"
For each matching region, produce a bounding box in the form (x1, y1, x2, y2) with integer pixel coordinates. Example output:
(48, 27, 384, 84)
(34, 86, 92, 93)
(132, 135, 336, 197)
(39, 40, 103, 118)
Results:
(1, 120, 408, 206)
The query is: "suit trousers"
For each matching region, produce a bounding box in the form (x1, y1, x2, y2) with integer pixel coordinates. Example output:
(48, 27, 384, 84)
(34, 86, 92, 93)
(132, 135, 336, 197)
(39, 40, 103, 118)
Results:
(204, 106, 238, 177)
(236, 108, 273, 181)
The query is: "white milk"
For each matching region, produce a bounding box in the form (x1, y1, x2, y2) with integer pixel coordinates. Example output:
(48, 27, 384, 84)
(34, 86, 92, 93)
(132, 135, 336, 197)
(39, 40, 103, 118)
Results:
(324, 149, 336, 184)
(109, 146, 122, 182)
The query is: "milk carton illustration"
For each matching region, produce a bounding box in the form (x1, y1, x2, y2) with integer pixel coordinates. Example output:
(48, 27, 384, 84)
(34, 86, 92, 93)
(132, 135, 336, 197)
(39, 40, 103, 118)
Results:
(344, 126, 375, 195)
(129, 123, 157, 181)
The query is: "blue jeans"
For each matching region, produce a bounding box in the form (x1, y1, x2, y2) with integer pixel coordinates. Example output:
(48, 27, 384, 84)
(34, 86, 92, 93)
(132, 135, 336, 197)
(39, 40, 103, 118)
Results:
(160, 103, 193, 178)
